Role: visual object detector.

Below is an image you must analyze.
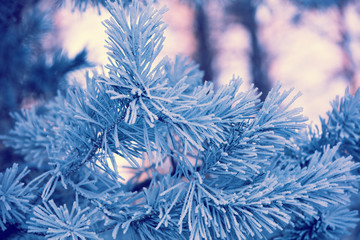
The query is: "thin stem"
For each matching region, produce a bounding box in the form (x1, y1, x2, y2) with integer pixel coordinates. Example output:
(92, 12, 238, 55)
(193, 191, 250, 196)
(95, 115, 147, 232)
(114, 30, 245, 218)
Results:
(63, 112, 127, 177)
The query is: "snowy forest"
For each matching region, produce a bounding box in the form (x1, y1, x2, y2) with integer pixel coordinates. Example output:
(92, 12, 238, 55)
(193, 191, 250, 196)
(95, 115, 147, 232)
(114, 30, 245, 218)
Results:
(1, 0, 360, 239)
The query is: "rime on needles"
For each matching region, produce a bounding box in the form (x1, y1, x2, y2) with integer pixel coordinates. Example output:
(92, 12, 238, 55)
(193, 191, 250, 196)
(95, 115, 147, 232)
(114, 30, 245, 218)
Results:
(1, 1, 360, 239)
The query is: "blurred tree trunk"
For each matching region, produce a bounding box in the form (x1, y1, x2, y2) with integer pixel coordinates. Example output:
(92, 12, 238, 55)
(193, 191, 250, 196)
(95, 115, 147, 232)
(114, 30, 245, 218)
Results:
(194, 4, 214, 83)
(337, 3, 358, 94)
(227, 1, 271, 101)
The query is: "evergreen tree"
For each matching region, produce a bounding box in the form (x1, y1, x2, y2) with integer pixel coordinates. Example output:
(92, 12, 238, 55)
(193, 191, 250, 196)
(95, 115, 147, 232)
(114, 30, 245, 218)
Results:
(0, 0, 89, 172)
(1, 1, 360, 239)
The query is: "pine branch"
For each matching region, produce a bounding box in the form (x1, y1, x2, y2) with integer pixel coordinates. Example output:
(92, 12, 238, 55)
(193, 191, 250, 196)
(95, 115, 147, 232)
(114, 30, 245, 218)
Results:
(1, 1, 360, 239)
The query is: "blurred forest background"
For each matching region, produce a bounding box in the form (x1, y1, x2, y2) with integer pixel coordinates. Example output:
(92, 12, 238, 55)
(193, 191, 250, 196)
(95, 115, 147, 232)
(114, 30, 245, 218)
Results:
(1, 0, 360, 238)
(56, 0, 360, 119)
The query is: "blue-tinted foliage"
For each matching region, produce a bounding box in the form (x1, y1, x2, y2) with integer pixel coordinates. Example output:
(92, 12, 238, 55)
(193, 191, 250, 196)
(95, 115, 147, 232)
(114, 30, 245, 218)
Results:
(28, 199, 98, 239)
(276, 88, 360, 239)
(0, 1, 88, 110)
(0, 164, 35, 231)
(295, 88, 360, 164)
(274, 206, 359, 240)
(1, 96, 68, 169)
(1, 0, 360, 239)
(291, 0, 351, 9)
(59, 0, 148, 12)
(0, 0, 89, 144)
(61, 0, 120, 11)
(70, 0, 109, 10)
